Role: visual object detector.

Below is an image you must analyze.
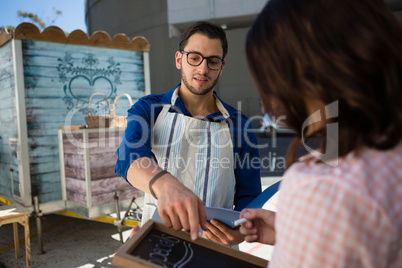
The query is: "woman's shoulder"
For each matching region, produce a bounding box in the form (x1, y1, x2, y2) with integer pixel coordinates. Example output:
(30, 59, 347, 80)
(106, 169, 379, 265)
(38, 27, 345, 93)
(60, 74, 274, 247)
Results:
(282, 143, 402, 212)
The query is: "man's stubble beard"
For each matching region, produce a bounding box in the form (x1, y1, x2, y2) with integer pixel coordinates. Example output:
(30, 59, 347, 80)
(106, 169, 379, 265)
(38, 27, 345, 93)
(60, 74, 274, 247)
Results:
(181, 69, 220, 96)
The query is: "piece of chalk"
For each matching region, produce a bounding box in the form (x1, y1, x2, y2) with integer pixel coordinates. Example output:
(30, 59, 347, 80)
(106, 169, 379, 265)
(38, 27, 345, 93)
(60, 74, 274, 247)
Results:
(233, 218, 248, 227)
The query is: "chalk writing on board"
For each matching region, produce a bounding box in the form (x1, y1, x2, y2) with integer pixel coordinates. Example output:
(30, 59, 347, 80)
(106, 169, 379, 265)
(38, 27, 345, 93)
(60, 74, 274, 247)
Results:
(130, 229, 261, 268)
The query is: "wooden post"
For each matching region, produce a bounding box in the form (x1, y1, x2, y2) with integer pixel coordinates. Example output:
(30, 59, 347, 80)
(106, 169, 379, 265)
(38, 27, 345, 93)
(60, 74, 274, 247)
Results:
(23, 213, 31, 268)
(12, 222, 20, 258)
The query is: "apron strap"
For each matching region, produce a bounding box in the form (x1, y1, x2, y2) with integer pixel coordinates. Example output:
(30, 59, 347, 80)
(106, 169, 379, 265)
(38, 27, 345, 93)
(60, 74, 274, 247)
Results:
(215, 97, 230, 119)
(170, 87, 230, 119)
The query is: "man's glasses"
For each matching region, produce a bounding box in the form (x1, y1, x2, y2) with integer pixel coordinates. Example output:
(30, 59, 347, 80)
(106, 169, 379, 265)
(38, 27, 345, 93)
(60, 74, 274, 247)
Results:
(181, 51, 224, 70)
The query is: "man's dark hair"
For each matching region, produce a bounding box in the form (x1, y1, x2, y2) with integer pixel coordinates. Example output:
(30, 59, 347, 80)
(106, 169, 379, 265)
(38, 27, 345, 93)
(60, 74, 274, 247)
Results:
(179, 21, 228, 59)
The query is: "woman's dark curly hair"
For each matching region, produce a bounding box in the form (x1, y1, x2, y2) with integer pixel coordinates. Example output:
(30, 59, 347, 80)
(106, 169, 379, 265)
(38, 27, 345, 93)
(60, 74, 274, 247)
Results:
(247, 0, 402, 166)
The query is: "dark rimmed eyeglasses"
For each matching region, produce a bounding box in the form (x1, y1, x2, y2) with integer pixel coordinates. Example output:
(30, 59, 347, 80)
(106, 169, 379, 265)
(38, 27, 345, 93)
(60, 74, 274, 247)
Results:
(181, 51, 224, 70)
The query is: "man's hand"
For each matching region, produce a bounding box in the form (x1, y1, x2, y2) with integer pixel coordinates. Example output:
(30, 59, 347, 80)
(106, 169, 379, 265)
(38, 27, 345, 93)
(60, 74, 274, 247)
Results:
(127, 158, 208, 241)
(203, 219, 245, 246)
(239, 209, 276, 245)
(129, 225, 140, 238)
(153, 174, 208, 240)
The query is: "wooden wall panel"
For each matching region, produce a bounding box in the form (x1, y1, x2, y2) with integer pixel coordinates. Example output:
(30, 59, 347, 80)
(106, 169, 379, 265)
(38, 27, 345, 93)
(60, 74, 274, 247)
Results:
(0, 42, 18, 198)
(0, 24, 146, 210)
(21, 39, 145, 203)
(67, 188, 139, 207)
(61, 129, 140, 208)
(6, 23, 150, 52)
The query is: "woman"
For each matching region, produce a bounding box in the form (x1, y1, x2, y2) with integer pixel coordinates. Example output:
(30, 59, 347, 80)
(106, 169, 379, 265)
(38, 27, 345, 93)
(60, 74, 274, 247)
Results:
(239, 0, 402, 267)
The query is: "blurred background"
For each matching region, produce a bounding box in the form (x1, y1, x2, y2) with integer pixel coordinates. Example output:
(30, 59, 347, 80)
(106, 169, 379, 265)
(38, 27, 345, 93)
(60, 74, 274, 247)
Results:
(2, 0, 400, 120)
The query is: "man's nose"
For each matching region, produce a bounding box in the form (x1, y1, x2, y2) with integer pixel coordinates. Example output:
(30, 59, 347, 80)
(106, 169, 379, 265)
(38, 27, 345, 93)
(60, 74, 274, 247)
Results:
(197, 58, 209, 73)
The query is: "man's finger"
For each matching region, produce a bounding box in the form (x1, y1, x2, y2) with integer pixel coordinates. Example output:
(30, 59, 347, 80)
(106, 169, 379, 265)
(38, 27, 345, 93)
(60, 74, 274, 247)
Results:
(210, 219, 234, 241)
(129, 225, 140, 238)
(198, 199, 208, 231)
(159, 208, 175, 229)
(177, 209, 191, 232)
(206, 221, 225, 240)
(187, 203, 200, 241)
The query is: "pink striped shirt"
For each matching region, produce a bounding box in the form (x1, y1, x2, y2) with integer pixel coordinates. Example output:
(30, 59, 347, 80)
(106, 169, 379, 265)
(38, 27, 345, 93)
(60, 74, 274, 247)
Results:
(270, 143, 402, 267)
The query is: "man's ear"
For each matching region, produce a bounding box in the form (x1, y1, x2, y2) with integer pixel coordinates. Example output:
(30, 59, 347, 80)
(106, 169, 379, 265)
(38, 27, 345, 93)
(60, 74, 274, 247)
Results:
(175, 51, 182, 69)
(219, 60, 226, 76)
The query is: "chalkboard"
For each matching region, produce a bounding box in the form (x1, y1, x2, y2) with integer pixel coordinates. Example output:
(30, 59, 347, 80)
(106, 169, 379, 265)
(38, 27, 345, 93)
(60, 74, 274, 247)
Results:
(112, 220, 268, 268)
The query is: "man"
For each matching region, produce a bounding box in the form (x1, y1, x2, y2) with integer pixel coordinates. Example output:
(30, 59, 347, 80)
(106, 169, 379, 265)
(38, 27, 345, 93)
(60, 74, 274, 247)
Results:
(115, 21, 261, 245)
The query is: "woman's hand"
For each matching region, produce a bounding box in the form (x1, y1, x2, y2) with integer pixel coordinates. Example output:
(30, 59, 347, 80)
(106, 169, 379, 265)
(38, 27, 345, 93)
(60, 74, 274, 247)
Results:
(239, 209, 276, 245)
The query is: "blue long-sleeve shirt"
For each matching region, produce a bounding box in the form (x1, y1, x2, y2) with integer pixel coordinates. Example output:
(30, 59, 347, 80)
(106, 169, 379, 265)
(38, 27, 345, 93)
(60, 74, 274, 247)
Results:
(115, 85, 261, 210)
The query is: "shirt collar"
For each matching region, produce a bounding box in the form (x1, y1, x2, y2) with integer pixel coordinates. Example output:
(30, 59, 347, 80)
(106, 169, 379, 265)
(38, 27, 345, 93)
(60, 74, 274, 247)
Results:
(169, 84, 232, 120)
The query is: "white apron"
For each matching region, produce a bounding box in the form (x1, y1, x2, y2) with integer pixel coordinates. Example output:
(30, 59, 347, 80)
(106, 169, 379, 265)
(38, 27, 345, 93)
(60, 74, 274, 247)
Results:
(141, 89, 236, 225)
